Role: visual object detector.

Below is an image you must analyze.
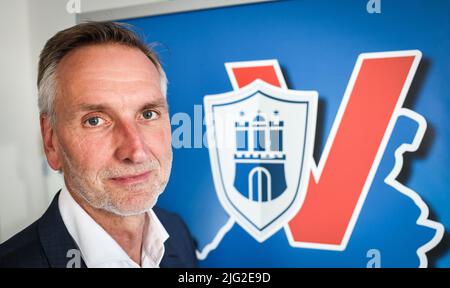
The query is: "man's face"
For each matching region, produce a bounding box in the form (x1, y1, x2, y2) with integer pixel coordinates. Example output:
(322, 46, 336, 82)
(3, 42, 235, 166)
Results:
(45, 44, 172, 216)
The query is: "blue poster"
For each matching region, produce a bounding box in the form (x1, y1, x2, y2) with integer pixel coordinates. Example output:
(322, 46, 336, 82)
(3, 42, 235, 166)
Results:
(122, 0, 450, 267)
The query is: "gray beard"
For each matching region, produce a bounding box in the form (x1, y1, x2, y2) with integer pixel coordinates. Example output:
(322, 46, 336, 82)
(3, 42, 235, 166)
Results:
(60, 147, 172, 217)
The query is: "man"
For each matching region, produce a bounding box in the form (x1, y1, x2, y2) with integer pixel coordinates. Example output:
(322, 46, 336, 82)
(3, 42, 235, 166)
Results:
(0, 22, 197, 268)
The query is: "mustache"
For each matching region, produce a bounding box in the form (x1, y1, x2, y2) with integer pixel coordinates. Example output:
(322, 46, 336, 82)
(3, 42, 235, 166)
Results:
(99, 161, 160, 179)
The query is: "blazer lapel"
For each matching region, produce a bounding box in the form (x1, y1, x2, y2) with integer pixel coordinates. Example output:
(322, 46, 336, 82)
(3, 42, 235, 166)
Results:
(159, 238, 183, 268)
(37, 192, 86, 268)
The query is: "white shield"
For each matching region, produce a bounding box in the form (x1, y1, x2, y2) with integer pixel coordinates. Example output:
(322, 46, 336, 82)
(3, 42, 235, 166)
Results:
(204, 80, 318, 242)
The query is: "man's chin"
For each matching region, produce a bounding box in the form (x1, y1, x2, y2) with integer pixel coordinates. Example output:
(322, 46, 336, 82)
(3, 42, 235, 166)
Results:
(103, 190, 160, 216)
(102, 200, 154, 217)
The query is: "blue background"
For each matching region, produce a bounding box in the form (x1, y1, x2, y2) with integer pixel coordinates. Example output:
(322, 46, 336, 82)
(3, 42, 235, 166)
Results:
(122, 0, 450, 267)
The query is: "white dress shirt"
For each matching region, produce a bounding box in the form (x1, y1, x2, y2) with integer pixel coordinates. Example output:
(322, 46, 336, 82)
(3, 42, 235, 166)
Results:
(58, 185, 169, 268)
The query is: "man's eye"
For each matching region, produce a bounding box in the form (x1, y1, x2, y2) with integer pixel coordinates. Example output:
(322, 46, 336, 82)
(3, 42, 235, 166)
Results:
(142, 110, 158, 120)
(84, 116, 104, 127)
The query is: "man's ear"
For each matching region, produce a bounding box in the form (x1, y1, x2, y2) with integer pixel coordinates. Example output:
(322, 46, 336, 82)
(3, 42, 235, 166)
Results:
(40, 114, 62, 171)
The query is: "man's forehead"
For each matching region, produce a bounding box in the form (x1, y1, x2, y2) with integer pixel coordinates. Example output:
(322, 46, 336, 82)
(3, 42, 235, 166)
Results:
(58, 44, 160, 88)
(56, 44, 165, 113)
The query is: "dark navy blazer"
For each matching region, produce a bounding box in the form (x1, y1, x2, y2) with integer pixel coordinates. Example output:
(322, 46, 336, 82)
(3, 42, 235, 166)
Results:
(0, 192, 197, 268)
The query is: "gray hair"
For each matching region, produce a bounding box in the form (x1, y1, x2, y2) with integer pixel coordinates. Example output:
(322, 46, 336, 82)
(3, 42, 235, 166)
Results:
(37, 21, 167, 126)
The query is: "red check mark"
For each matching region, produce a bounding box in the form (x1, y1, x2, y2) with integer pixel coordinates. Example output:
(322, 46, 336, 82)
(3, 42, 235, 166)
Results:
(226, 51, 421, 249)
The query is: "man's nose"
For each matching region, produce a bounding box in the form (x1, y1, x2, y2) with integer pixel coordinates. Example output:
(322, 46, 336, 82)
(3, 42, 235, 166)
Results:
(115, 121, 149, 164)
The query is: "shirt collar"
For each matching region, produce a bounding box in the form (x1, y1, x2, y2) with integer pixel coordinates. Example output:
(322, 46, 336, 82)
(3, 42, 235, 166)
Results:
(58, 184, 169, 268)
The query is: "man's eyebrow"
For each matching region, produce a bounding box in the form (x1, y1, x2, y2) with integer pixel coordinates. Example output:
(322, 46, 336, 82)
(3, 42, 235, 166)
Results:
(77, 103, 110, 112)
(141, 99, 169, 111)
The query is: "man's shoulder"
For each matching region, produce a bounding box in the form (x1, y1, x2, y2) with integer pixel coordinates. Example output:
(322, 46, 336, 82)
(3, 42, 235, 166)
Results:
(153, 206, 198, 268)
(0, 192, 78, 268)
(0, 219, 48, 267)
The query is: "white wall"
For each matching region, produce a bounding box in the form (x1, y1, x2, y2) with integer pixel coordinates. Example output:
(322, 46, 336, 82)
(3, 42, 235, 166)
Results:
(0, 0, 167, 243)
(0, 0, 58, 242)
(81, 0, 163, 12)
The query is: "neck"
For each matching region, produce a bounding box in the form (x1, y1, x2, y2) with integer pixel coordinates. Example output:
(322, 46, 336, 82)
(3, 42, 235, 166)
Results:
(67, 188, 146, 266)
